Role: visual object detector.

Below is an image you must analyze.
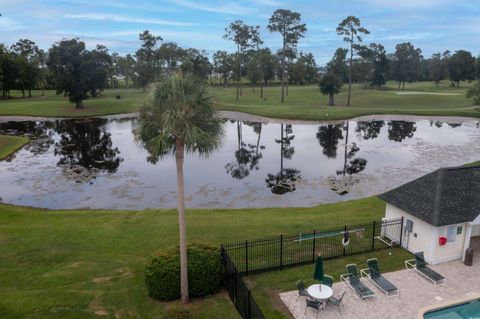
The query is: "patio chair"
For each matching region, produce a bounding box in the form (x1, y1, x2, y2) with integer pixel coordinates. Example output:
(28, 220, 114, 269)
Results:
(304, 298, 322, 319)
(404, 252, 446, 286)
(322, 275, 334, 288)
(340, 263, 375, 300)
(328, 291, 346, 314)
(360, 258, 399, 297)
(296, 280, 309, 301)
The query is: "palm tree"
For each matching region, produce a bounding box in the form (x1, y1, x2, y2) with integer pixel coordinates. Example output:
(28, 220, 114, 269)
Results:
(135, 73, 224, 304)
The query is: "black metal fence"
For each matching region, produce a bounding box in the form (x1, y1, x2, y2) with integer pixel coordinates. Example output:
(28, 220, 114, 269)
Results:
(223, 218, 403, 276)
(220, 218, 403, 319)
(221, 248, 265, 319)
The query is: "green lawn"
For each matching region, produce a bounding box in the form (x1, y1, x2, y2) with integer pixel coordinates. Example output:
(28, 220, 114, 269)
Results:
(212, 81, 480, 121)
(0, 135, 29, 160)
(0, 89, 144, 118)
(0, 197, 386, 318)
(246, 248, 412, 319)
(1, 81, 479, 120)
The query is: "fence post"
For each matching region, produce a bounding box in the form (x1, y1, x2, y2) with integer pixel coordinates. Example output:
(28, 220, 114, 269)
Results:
(247, 290, 252, 319)
(343, 226, 347, 257)
(399, 216, 404, 248)
(312, 230, 316, 262)
(371, 220, 376, 251)
(280, 234, 283, 270)
(245, 240, 248, 276)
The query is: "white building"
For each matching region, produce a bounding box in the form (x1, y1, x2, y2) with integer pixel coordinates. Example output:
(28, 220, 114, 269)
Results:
(378, 165, 480, 265)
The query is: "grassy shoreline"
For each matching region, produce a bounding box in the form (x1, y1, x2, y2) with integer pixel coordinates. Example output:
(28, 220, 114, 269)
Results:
(0, 197, 385, 318)
(0, 81, 478, 121)
(0, 135, 29, 160)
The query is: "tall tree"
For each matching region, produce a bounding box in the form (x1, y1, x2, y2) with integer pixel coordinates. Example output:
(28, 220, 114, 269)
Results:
(11, 39, 40, 98)
(180, 48, 212, 79)
(336, 16, 369, 105)
(268, 9, 306, 103)
(448, 50, 476, 86)
(135, 30, 162, 93)
(391, 42, 423, 90)
(135, 73, 223, 305)
(47, 38, 88, 108)
(83, 44, 112, 97)
(213, 50, 234, 87)
(117, 54, 136, 88)
(224, 21, 256, 101)
(158, 42, 186, 72)
(327, 48, 349, 82)
(429, 53, 446, 87)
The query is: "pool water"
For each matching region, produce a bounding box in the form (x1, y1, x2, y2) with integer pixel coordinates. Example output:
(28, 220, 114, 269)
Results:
(424, 299, 480, 319)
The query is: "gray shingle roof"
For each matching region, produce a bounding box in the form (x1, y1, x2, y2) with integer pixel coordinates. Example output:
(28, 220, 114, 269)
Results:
(378, 165, 480, 226)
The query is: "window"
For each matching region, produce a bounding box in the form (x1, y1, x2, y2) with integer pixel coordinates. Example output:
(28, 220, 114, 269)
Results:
(457, 226, 463, 235)
(447, 226, 457, 242)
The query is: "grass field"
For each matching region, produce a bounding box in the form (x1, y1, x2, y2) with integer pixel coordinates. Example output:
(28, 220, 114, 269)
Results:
(0, 89, 144, 118)
(212, 81, 480, 121)
(0, 197, 387, 319)
(0, 135, 29, 160)
(0, 81, 479, 120)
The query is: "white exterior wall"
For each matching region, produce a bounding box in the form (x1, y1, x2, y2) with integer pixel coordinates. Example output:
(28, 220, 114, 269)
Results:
(385, 204, 436, 263)
(472, 225, 480, 237)
(433, 223, 468, 264)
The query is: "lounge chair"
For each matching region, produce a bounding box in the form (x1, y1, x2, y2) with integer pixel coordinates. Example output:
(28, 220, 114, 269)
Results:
(360, 258, 399, 297)
(304, 298, 322, 319)
(340, 264, 375, 299)
(328, 291, 346, 314)
(296, 280, 309, 301)
(322, 275, 334, 288)
(404, 252, 446, 286)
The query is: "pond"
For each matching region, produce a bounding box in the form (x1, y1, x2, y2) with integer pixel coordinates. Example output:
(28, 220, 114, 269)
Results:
(0, 117, 479, 209)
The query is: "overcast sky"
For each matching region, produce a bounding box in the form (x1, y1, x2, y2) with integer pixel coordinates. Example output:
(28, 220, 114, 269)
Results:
(1, 0, 479, 65)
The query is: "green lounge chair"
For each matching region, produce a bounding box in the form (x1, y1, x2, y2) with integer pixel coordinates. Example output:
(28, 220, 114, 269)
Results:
(405, 252, 446, 286)
(340, 263, 375, 300)
(360, 258, 399, 297)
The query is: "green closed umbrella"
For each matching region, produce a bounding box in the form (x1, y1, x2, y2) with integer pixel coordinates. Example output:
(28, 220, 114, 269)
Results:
(313, 255, 324, 282)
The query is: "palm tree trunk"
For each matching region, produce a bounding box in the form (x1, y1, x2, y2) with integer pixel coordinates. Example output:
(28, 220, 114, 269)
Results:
(175, 140, 189, 304)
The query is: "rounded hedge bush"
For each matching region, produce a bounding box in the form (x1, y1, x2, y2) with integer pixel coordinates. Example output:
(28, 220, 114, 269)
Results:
(145, 242, 223, 301)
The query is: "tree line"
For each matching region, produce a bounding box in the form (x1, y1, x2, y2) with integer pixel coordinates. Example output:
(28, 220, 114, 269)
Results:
(1, 10, 479, 108)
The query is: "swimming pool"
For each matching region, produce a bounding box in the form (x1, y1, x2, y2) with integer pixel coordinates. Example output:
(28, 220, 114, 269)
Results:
(423, 299, 480, 319)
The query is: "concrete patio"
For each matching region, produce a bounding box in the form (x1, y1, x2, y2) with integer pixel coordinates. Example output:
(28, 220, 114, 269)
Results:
(280, 239, 480, 319)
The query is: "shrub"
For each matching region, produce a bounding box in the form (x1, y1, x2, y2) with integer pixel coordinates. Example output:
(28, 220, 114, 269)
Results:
(466, 81, 480, 105)
(145, 242, 223, 301)
(166, 306, 191, 319)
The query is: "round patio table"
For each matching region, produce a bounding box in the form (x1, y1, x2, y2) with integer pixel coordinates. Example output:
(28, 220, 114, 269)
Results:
(307, 284, 333, 308)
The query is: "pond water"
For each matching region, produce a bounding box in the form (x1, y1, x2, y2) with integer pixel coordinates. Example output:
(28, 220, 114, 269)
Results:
(0, 117, 479, 209)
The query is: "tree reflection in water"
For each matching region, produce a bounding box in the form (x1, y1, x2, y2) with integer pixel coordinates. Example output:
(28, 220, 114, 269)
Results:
(225, 121, 264, 179)
(387, 121, 417, 142)
(315, 121, 368, 195)
(355, 120, 384, 140)
(54, 119, 122, 183)
(316, 124, 343, 158)
(265, 124, 301, 195)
